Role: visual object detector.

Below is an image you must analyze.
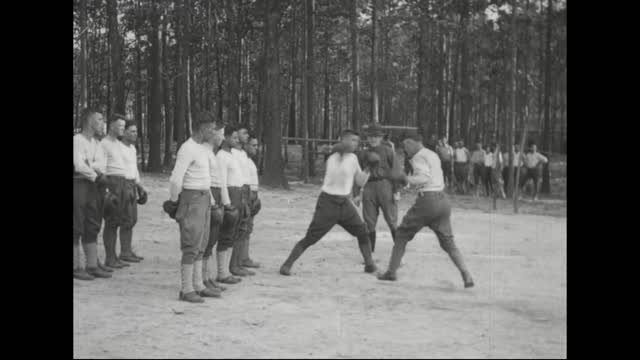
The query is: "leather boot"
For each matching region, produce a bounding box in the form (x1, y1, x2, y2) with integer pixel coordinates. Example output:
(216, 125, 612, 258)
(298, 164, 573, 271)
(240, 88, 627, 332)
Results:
(358, 240, 377, 273)
(377, 241, 407, 281)
(369, 232, 377, 253)
(279, 242, 306, 276)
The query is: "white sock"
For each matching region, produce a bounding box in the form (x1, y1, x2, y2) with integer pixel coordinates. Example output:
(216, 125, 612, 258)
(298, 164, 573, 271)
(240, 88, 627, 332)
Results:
(206, 256, 218, 281)
(181, 264, 195, 294)
(193, 260, 206, 292)
(202, 258, 208, 281)
(217, 250, 230, 279)
(73, 245, 81, 270)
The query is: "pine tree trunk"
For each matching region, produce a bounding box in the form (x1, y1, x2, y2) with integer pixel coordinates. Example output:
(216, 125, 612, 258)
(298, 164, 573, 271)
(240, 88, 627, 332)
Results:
(262, 0, 288, 188)
(371, 0, 379, 124)
(543, 0, 553, 151)
(448, 31, 458, 141)
(459, 0, 471, 146)
(350, 0, 360, 131)
(225, 0, 241, 125)
(136, 0, 146, 169)
(416, 1, 430, 141)
(174, 0, 187, 145)
(147, 0, 163, 172)
(305, 0, 316, 178)
(288, 4, 298, 138)
(163, 10, 173, 167)
(79, 0, 88, 113)
(107, 0, 125, 115)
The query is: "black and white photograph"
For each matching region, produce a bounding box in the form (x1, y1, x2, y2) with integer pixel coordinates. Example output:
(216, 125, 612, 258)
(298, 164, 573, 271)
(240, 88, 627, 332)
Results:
(73, 0, 567, 358)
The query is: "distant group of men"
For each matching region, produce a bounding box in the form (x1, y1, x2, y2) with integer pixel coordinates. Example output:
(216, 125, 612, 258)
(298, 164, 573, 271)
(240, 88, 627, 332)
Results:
(435, 138, 549, 201)
(73, 109, 147, 281)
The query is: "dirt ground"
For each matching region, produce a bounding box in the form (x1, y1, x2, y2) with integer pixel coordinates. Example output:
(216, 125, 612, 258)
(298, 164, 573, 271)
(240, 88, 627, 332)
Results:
(74, 174, 566, 359)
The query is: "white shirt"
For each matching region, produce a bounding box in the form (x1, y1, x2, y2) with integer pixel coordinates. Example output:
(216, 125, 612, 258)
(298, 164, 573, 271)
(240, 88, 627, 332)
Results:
(204, 143, 230, 206)
(408, 147, 445, 192)
(169, 138, 211, 200)
(454, 148, 469, 163)
(524, 152, 548, 168)
(121, 142, 141, 183)
(321, 152, 367, 196)
(73, 133, 105, 182)
(492, 152, 503, 169)
(231, 148, 250, 185)
(245, 157, 259, 191)
(217, 149, 244, 188)
(100, 136, 128, 178)
(484, 152, 494, 167)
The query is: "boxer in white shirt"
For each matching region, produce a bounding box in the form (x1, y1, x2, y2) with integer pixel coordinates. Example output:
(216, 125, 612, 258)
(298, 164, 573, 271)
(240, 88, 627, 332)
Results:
(453, 141, 471, 194)
(168, 112, 220, 303)
(279, 129, 376, 276)
(73, 108, 111, 280)
(377, 131, 474, 288)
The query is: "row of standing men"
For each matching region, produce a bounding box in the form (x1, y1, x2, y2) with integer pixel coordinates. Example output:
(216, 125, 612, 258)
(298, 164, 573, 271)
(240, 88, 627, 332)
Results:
(435, 139, 549, 200)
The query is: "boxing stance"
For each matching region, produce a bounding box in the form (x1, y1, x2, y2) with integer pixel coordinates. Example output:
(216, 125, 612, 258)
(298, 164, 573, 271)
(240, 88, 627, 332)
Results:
(279, 129, 376, 276)
(377, 131, 474, 288)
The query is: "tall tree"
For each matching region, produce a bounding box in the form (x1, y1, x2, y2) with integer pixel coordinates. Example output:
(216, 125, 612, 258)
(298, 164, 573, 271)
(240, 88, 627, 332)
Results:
(350, 0, 360, 130)
(107, 0, 125, 115)
(135, 0, 146, 169)
(225, 0, 241, 125)
(162, 8, 173, 167)
(305, 0, 316, 177)
(458, 0, 471, 144)
(147, 0, 163, 172)
(370, 0, 379, 124)
(288, 2, 298, 139)
(261, 0, 288, 188)
(174, 0, 187, 144)
(542, 0, 553, 152)
(79, 0, 88, 114)
(416, 0, 431, 141)
(323, 26, 331, 139)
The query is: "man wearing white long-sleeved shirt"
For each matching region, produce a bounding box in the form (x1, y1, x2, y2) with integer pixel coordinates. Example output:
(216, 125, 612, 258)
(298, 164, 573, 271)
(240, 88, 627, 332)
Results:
(279, 129, 377, 276)
(100, 115, 145, 269)
(168, 112, 220, 303)
(239, 134, 261, 269)
(73, 108, 111, 280)
(377, 131, 474, 288)
(228, 126, 255, 277)
(201, 128, 232, 292)
(212, 126, 245, 285)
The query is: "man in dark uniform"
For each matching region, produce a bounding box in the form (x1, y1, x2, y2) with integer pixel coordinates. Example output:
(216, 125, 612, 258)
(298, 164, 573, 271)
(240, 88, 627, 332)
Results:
(358, 124, 398, 253)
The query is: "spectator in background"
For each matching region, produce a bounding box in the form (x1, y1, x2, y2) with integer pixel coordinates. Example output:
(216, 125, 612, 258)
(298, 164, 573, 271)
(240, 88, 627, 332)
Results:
(492, 144, 506, 199)
(436, 137, 454, 190)
(520, 143, 548, 201)
(453, 140, 470, 195)
(470, 142, 486, 197)
(483, 144, 494, 197)
(503, 144, 524, 194)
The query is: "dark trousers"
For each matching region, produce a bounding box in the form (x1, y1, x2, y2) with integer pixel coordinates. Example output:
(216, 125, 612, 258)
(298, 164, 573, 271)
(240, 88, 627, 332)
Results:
(205, 187, 223, 258)
(216, 186, 248, 251)
(103, 176, 138, 260)
(73, 178, 102, 245)
(483, 166, 493, 196)
(472, 164, 484, 189)
(362, 179, 397, 234)
(395, 191, 456, 251)
(176, 189, 211, 264)
(520, 167, 541, 196)
(441, 160, 453, 185)
(297, 192, 369, 249)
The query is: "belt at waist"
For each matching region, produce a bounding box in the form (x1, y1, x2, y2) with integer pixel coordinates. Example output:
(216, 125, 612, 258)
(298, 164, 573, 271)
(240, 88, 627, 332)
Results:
(367, 177, 389, 183)
(182, 188, 210, 194)
(417, 190, 445, 197)
(106, 175, 136, 183)
(319, 191, 350, 203)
